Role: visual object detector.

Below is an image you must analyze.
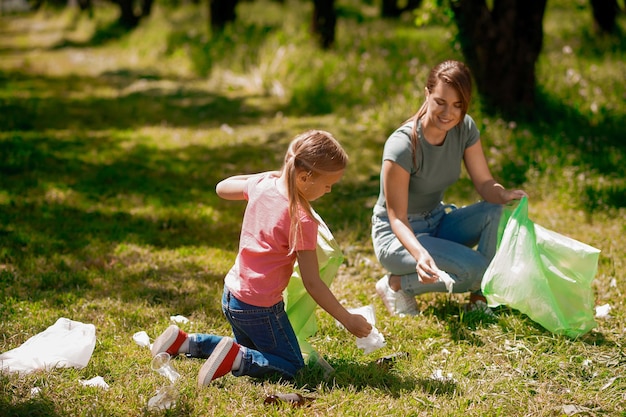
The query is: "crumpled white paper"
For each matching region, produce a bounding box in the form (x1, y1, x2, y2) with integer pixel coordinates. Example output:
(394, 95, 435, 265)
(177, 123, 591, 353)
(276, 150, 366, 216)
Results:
(595, 303, 611, 319)
(437, 270, 454, 293)
(80, 376, 110, 390)
(169, 315, 189, 324)
(430, 369, 456, 383)
(132, 331, 151, 348)
(0, 318, 96, 374)
(344, 305, 386, 354)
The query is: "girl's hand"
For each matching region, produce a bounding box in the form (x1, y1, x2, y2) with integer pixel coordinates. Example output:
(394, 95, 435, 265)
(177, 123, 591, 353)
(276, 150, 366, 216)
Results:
(416, 253, 439, 284)
(344, 314, 373, 339)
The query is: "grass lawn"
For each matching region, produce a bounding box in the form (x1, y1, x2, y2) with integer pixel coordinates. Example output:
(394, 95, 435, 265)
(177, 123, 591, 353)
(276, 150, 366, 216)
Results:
(0, 1, 625, 415)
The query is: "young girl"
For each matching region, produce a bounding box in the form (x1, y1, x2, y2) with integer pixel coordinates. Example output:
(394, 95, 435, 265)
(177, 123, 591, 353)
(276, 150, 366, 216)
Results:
(152, 130, 372, 387)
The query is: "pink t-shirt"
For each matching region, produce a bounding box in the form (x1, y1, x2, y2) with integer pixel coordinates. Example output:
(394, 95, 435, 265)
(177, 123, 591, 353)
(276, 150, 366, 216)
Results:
(224, 174, 318, 307)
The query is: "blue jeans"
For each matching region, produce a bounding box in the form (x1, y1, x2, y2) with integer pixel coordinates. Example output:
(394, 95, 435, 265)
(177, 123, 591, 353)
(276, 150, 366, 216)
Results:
(189, 288, 304, 379)
(371, 201, 502, 295)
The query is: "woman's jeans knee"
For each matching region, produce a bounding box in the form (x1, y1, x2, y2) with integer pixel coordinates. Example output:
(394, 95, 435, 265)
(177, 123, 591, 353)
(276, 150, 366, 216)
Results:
(221, 288, 304, 379)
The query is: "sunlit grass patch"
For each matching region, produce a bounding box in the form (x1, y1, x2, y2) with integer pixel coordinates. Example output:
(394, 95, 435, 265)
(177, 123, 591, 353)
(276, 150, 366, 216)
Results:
(0, 0, 625, 415)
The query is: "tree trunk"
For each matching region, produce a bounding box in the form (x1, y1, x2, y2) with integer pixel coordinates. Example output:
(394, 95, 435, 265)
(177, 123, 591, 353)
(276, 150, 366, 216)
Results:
(76, 0, 92, 13)
(209, 0, 239, 31)
(140, 0, 153, 18)
(312, 0, 336, 49)
(381, 0, 423, 18)
(115, 0, 139, 28)
(451, 0, 547, 113)
(590, 0, 619, 34)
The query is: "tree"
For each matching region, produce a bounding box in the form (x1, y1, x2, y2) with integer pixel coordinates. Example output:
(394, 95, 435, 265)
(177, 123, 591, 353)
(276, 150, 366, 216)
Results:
(381, 0, 423, 18)
(111, 0, 153, 28)
(450, 0, 547, 113)
(590, 0, 620, 34)
(312, 0, 336, 49)
(209, 0, 239, 31)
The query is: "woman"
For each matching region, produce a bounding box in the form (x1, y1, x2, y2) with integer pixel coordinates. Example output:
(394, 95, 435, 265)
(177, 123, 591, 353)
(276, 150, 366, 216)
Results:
(372, 60, 526, 316)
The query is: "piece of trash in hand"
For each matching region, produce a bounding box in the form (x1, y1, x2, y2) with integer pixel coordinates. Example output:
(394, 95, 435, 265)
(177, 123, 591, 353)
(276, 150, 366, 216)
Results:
(337, 305, 386, 354)
(264, 393, 314, 407)
(595, 304, 611, 319)
(79, 376, 110, 390)
(356, 326, 386, 354)
(437, 270, 454, 293)
(132, 331, 151, 347)
(352, 306, 386, 354)
(170, 315, 189, 324)
(375, 352, 410, 369)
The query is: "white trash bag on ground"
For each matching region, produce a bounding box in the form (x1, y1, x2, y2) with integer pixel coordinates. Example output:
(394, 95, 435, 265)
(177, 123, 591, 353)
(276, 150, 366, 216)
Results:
(0, 317, 96, 374)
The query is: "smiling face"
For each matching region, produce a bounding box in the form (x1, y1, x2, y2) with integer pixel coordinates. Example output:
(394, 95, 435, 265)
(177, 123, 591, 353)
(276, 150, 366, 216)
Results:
(422, 81, 463, 136)
(296, 169, 344, 201)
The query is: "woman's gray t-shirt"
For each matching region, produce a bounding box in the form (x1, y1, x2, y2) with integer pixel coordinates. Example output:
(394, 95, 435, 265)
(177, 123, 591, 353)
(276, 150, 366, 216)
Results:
(373, 114, 480, 217)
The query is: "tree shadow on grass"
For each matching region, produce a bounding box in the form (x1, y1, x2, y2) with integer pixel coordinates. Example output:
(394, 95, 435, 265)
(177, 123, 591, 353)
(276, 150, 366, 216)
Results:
(0, 372, 60, 417)
(293, 357, 420, 398)
(0, 69, 275, 131)
(0, 128, 291, 318)
(53, 19, 134, 49)
(0, 397, 60, 417)
(264, 355, 461, 401)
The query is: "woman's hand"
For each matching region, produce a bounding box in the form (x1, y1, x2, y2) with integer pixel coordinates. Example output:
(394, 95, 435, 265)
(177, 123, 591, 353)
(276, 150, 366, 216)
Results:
(500, 188, 528, 203)
(344, 313, 373, 339)
(416, 252, 440, 283)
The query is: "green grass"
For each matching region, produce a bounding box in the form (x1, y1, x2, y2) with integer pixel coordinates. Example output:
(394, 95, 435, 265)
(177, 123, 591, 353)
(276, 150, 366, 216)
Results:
(1, 0, 625, 415)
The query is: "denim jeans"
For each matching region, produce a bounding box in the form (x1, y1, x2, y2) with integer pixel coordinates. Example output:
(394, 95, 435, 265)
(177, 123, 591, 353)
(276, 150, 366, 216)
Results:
(371, 201, 502, 295)
(189, 287, 305, 380)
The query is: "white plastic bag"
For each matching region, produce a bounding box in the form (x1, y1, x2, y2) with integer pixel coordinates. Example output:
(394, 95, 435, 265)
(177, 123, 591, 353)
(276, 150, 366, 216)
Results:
(0, 318, 96, 374)
(347, 305, 386, 354)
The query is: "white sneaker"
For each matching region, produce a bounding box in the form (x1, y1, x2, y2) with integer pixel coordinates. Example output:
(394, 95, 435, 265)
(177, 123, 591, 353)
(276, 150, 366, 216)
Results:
(375, 275, 419, 317)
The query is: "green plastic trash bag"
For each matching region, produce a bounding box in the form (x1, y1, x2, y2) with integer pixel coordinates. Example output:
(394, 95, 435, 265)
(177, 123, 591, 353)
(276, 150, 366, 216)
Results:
(284, 209, 344, 362)
(482, 197, 600, 338)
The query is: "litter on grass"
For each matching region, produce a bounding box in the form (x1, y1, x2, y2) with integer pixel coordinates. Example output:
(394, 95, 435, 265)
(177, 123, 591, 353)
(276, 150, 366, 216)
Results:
(170, 315, 190, 324)
(595, 304, 612, 319)
(148, 352, 180, 410)
(80, 376, 110, 390)
(151, 352, 180, 384)
(132, 331, 151, 348)
(430, 369, 457, 384)
(0, 318, 96, 374)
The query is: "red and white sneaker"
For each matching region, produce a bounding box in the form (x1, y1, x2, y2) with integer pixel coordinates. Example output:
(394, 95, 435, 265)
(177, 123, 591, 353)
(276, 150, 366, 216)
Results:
(151, 325, 188, 357)
(197, 337, 241, 387)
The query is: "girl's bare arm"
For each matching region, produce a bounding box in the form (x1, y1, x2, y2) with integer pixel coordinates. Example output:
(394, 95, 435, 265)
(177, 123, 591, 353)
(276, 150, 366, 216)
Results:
(297, 250, 372, 338)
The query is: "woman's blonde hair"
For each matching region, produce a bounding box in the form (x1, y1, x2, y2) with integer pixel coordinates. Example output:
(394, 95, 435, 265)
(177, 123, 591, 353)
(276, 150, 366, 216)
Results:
(405, 60, 473, 166)
(282, 130, 348, 253)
